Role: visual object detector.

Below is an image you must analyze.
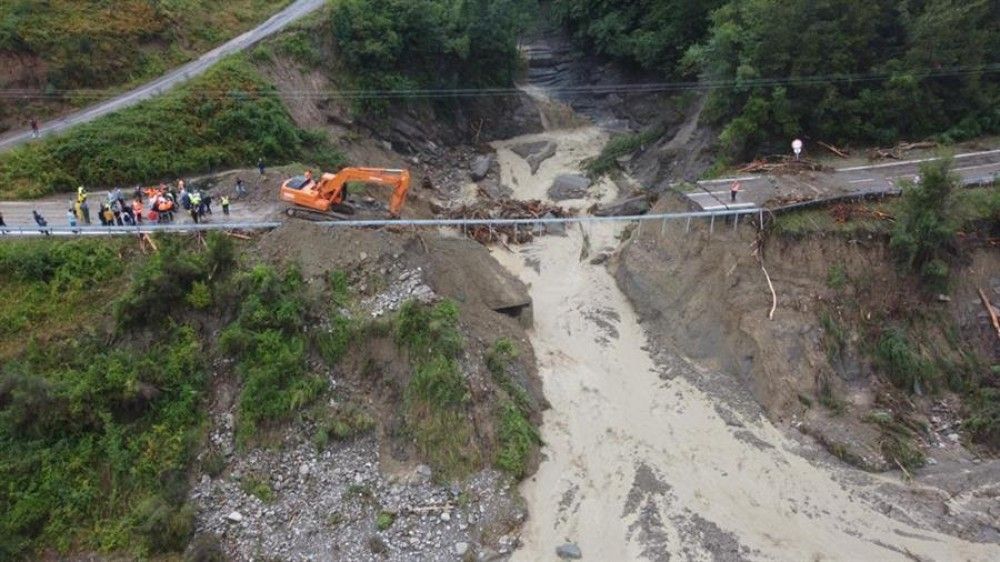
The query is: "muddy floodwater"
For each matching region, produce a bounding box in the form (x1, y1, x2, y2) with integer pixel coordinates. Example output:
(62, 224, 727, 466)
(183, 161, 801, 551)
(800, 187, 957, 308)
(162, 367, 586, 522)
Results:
(490, 108, 1000, 560)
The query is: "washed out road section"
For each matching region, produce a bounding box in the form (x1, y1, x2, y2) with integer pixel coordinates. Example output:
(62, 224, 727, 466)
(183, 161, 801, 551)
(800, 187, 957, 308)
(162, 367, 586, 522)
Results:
(489, 91, 1000, 559)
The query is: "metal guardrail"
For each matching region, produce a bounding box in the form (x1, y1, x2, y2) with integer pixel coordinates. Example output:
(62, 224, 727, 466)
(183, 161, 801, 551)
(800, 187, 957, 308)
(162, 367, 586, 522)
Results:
(0, 208, 763, 237)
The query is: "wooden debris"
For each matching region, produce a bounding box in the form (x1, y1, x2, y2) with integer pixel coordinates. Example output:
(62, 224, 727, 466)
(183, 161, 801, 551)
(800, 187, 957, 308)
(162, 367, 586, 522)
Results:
(979, 288, 1000, 343)
(737, 155, 830, 174)
(433, 199, 573, 245)
(817, 141, 850, 159)
(752, 239, 777, 320)
(142, 233, 158, 252)
(225, 231, 253, 241)
(868, 141, 938, 161)
(829, 203, 895, 223)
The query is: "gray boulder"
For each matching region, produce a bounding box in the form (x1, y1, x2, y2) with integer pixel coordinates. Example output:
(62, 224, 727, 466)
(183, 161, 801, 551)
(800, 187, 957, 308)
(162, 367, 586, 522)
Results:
(556, 543, 582, 559)
(511, 140, 557, 174)
(470, 154, 494, 181)
(549, 175, 591, 201)
(593, 195, 652, 217)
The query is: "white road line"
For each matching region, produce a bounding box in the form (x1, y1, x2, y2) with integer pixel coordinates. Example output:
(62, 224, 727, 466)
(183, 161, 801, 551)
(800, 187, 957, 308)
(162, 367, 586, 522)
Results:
(701, 203, 758, 211)
(836, 149, 1000, 172)
(849, 179, 875, 184)
(954, 163, 1000, 172)
(698, 176, 758, 185)
(688, 190, 736, 197)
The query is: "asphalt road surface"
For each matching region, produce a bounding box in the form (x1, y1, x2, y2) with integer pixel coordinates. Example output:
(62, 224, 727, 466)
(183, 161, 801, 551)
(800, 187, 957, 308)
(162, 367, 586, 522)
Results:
(687, 149, 1000, 211)
(0, 0, 325, 153)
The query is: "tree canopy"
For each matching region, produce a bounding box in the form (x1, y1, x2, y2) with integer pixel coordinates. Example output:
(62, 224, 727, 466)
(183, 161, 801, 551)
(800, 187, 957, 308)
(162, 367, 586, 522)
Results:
(554, 0, 1000, 158)
(329, 0, 536, 93)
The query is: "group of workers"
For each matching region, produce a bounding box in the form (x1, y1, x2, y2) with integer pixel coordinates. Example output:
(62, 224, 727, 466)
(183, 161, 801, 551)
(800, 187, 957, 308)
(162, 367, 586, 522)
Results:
(62, 181, 230, 230)
(0, 177, 248, 235)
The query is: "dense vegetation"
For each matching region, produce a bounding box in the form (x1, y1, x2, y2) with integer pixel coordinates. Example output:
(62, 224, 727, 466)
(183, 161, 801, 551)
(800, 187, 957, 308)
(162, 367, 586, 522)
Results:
(555, 0, 1000, 158)
(551, 0, 724, 76)
(326, 0, 536, 107)
(0, 0, 290, 123)
(393, 300, 481, 479)
(220, 265, 328, 445)
(0, 235, 541, 557)
(0, 238, 218, 558)
(0, 58, 341, 199)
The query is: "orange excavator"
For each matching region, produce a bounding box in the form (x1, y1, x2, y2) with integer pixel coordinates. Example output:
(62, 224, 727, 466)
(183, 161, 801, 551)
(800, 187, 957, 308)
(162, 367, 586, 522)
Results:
(280, 167, 411, 221)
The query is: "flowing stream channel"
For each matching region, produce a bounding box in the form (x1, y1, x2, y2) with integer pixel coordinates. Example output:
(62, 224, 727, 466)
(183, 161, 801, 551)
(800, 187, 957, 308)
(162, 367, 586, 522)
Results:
(488, 92, 1000, 560)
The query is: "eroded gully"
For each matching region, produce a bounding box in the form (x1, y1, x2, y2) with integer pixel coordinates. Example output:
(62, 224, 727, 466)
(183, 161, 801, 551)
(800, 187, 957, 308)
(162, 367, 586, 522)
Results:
(488, 95, 1000, 561)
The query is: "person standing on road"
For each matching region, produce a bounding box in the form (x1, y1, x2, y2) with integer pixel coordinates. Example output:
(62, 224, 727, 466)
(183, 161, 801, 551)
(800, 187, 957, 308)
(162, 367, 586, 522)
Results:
(33, 210, 49, 235)
(730, 180, 742, 203)
(189, 191, 202, 222)
(30, 118, 39, 139)
(101, 205, 115, 226)
(80, 198, 91, 225)
(0, 210, 7, 233)
(67, 209, 78, 233)
(132, 198, 144, 224)
(221, 195, 230, 216)
(258, 158, 266, 177)
(235, 177, 247, 198)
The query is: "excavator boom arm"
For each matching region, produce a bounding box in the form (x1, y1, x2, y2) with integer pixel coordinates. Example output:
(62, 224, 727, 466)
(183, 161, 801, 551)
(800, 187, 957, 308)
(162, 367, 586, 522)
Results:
(316, 168, 410, 217)
(281, 167, 411, 218)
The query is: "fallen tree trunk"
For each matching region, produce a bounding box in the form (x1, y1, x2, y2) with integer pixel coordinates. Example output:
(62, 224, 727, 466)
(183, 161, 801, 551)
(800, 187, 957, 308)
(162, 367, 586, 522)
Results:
(818, 141, 849, 159)
(979, 288, 1000, 343)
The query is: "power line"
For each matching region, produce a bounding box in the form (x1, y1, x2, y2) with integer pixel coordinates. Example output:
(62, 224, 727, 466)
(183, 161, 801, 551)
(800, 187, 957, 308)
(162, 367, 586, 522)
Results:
(1, 64, 997, 101)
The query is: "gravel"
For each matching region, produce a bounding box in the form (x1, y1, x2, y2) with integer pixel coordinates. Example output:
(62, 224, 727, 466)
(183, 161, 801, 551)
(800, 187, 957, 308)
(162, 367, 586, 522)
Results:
(189, 406, 526, 561)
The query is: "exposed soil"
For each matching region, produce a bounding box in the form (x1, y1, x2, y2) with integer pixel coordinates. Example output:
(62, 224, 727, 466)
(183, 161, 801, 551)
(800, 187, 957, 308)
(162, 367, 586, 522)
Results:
(614, 195, 1000, 545)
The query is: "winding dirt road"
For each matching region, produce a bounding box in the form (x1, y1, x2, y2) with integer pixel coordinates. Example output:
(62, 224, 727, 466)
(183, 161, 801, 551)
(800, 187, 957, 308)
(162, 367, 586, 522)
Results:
(0, 0, 325, 153)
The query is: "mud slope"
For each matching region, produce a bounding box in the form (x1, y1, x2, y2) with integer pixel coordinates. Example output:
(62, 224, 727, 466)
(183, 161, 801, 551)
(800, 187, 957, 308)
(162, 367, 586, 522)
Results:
(488, 95, 1000, 558)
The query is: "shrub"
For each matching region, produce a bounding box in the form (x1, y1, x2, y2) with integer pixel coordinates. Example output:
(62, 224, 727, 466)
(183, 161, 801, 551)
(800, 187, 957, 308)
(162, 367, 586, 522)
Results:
(376, 511, 395, 531)
(890, 159, 959, 291)
(241, 476, 275, 503)
(316, 315, 354, 365)
(313, 402, 376, 450)
(223, 265, 327, 445)
(586, 128, 665, 178)
(965, 387, 1000, 448)
(874, 328, 935, 394)
(186, 281, 213, 310)
(390, 300, 480, 479)
(495, 401, 541, 478)
(826, 264, 848, 291)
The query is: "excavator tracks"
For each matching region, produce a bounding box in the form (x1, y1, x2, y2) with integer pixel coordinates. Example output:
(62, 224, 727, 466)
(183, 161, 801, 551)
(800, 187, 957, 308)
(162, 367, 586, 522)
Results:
(285, 206, 355, 222)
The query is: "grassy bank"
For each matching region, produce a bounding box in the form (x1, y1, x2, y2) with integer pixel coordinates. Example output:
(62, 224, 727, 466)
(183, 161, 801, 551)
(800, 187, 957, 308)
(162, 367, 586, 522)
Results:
(0, 58, 342, 200)
(0, 1, 292, 123)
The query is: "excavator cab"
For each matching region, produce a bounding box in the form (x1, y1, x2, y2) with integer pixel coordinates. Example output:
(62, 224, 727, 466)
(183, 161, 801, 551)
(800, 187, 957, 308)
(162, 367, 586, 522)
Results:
(283, 176, 313, 191)
(281, 167, 411, 221)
